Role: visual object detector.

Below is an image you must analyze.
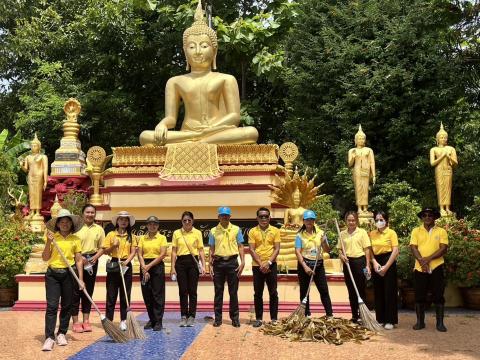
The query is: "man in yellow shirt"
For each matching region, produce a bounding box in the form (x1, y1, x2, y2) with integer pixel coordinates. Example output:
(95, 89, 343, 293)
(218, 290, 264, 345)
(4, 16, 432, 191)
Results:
(248, 207, 281, 327)
(209, 207, 245, 328)
(410, 207, 448, 332)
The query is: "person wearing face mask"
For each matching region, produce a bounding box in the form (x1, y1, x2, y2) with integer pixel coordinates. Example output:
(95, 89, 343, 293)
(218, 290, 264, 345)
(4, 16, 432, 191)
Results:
(369, 211, 399, 330)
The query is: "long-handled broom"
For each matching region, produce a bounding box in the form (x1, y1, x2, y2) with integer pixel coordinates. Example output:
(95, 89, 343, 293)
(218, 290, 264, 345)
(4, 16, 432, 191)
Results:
(119, 262, 146, 339)
(49, 236, 129, 343)
(334, 219, 383, 332)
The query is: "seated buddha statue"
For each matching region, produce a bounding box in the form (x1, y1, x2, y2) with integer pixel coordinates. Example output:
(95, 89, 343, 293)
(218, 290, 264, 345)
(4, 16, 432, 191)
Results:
(139, 2, 258, 146)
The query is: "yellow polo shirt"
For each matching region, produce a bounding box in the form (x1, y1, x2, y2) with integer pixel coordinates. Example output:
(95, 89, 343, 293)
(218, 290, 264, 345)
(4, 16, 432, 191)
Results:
(208, 223, 244, 257)
(47, 233, 82, 268)
(409, 225, 448, 272)
(295, 226, 325, 261)
(337, 227, 371, 257)
(369, 227, 398, 255)
(103, 230, 137, 259)
(138, 233, 168, 259)
(172, 228, 204, 256)
(75, 223, 105, 254)
(248, 225, 281, 266)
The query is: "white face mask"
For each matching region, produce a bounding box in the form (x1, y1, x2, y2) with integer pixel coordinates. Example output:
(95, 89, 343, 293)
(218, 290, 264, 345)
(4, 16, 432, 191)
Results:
(375, 220, 386, 229)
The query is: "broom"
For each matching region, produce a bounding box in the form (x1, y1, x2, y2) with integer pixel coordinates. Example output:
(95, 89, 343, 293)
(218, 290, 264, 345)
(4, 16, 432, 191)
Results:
(334, 219, 383, 332)
(119, 261, 146, 339)
(49, 235, 129, 343)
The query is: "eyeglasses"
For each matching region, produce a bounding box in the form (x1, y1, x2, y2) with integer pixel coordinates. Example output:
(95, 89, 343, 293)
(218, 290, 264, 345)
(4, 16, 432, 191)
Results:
(182, 219, 193, 223)
(421, 213, 434, 218)
(258, 215, 270, 219)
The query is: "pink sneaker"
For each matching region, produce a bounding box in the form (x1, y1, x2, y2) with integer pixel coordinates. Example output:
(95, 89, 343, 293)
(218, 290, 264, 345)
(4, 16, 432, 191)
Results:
(82, 322, 92, 332)
(56, 334, 68, 346)
(42, 338, 55, 351)
(72, 323, 84, 333)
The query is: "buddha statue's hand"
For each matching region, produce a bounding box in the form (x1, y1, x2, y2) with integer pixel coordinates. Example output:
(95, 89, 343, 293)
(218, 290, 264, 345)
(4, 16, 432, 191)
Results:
(198, 124, 235, 135)
(154, 123, 168, 145)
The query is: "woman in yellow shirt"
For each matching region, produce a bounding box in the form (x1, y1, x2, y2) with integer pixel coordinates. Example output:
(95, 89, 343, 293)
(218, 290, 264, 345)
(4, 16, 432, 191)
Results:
(41, 209, 84, 351)
(103, 211, 138, 331)
(369, 211, 399, 330)
(137, 216, 168, 331)
(337, 211, 372, 323)
(171, 211, 206, 327)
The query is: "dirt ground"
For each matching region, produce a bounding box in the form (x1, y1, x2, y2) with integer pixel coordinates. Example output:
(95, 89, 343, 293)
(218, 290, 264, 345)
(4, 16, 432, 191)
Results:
(0, 310, 478, 360)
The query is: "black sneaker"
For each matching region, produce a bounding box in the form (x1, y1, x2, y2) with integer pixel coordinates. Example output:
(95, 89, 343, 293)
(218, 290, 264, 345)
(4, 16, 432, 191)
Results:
(213, 319, 222, 327)
(153, 323, 163, 331)
(144, 321, 153, 330)
(252, 320, 262, 328)
(232, 319, 241, 328)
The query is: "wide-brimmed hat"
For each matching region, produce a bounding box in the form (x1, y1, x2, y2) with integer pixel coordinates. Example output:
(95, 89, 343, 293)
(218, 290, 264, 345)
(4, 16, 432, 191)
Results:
(46, 209, 84, 233)
(417, 207, 440, 220)
(111, 211, 136, 226)
(145, 215, 160, 224)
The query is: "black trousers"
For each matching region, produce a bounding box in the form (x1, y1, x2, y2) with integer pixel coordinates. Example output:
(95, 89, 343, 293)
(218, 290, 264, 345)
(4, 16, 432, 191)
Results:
(106, 261, 132, 321)
(343, 256, 366, 320)
(72, 259, 98, 316)
(140, 260, 165, 325)
(414, 265, 445, 304)
(298, 260, 333, 316)
(213, 257, 239, 321)
(45, 268, 74, 340)
(252, 263, 278, 321)
(175, 255, 199, 318)
(372, 252, 398, 324)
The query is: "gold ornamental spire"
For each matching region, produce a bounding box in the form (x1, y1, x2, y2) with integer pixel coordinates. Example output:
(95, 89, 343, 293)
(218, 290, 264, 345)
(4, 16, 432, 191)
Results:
(355, 124, 366, 140)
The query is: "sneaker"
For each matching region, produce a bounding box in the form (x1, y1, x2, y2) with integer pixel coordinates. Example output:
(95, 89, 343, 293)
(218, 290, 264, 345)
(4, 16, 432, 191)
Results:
(72, 323, 84, 333)
(186, 316, 195, 327)
(271, 320, 278, 325)
(179, 317, 187, 327)
(232, 319, 240, 328)
(120, 320, 127, 331)
(384, 323, 394, 330)
(56, 333, 68, 346)
(153, 323, 163, 331)
(82, 322, 92, 332)
(144, 321, 153, 330)
(252, 320, 262, 328)
(213, 319, 222, 327)
(42, 338, 55, 351)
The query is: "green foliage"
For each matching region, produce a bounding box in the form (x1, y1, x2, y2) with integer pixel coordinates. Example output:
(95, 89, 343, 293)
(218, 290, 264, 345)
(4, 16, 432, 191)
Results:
(465, 196, 480, 229)
(0, 153, 17, 217)
(443, 218, 480, 288)
(389, 196, 422, 238)
(0, 221, 41, 288)
(61, 190, 87, 216)
(310, 195, 340, 255)
(370, 180, 418, 213)
(396, 242, 415, 285)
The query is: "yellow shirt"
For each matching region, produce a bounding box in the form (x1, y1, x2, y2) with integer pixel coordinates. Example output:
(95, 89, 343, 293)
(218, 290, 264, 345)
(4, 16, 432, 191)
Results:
(75, 223, 105, 254)
(172, 228, 204, 256)
(295, 227, 325, 261)
(337, 227, 371, 257)
(138, 233, 168, 259)
(369, 227, 399, 255)
(47, 233, 82, 268)
(208, 223, 243, 257)
(248, 225, 281, 266)
(409, 225, 448, 271)
(103, 230, 137, 259)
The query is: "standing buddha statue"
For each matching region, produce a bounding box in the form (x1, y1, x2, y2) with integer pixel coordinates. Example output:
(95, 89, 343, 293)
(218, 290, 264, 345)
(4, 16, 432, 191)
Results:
(430, 123, 458, 216)
(348, 125, 376, 215)
(139, 1, 258, 146)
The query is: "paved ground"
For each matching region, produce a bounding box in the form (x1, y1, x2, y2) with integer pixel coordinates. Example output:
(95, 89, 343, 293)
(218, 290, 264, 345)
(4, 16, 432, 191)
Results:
(0, 309, 479, 360)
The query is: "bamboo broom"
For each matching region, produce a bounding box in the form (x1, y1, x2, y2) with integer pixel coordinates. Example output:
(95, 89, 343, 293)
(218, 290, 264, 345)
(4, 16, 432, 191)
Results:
(334, 219, 383, 332)
(119, 262, 146, 339)
(48, 234, 129, 343)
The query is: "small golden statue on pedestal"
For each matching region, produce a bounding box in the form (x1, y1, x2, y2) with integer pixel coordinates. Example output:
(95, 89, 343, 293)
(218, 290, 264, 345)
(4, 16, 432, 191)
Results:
(139, 1, 258, 146)
(348, 125, 375, 223)
(20, 134, 48, 232)
(430, 123, 458, 217)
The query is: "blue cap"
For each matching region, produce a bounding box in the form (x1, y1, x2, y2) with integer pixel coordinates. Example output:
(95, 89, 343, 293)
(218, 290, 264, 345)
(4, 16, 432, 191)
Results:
(218, 206, 231, 216)
(303, 210, 317, 220)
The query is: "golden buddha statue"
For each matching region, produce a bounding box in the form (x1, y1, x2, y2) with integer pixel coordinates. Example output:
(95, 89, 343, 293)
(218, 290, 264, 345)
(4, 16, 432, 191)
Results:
(430, 123, 458, 216)
(139, 2, 258, 146)
(20, 134, 48, 219)
(348, 125, 375, 214)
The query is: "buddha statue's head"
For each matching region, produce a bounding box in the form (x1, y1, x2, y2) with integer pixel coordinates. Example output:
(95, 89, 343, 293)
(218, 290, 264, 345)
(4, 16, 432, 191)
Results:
(436, 122, 448, 146)
(183, 1, 218, 71)
(30, 133, 41, 154)
(354, 124, 366, 147)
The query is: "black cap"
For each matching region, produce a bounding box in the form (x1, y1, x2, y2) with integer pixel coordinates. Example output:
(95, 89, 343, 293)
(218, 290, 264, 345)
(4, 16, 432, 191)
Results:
(417, 207, 441, 220)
